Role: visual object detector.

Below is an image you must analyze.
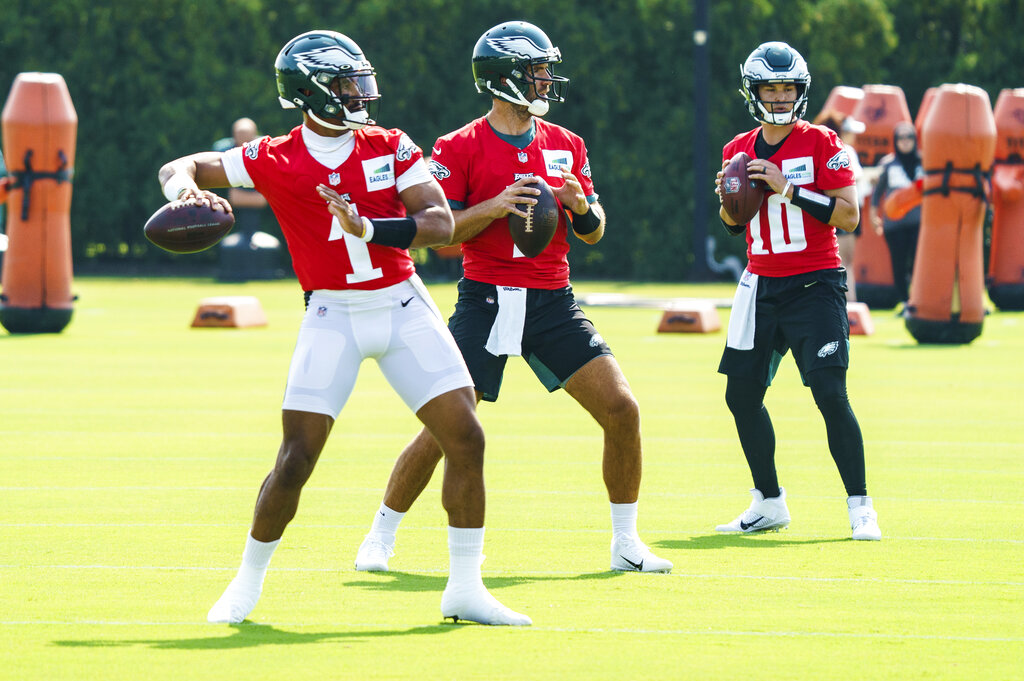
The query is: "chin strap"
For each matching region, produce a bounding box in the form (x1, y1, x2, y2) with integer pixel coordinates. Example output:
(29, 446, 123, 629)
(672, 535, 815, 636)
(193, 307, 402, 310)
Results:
(502, 79, 549, 117)
(307, 109, 372, 131)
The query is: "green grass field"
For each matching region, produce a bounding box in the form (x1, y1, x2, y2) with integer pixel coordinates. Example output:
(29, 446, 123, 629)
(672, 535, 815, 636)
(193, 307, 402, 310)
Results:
(2, 276, 1021, 680)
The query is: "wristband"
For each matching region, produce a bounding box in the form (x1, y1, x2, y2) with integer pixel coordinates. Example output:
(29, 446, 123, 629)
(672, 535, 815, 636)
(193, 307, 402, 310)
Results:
(571, 206, 602, 235)
(359, 216, 374, 242)
(789, 185, 837, 224)
(162, 173, 197, 202)
(367, 217, 417, 249)
(719, 214, 745, 236)
(782, 181, 792, 200)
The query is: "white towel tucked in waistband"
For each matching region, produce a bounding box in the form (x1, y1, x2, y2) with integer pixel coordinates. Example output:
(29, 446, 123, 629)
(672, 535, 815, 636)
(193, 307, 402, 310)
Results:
(726, 269, 758, 351)
(485, 286, 527, 356)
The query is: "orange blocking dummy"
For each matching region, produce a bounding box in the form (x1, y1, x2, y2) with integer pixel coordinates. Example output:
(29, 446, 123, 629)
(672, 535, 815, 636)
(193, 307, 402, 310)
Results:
(851, 85, 913, 309)
(0, 73, 77, 334)
(906, 84, 995, 344)
(819, 85, 864, 119)
(987, 88, 1024, 310)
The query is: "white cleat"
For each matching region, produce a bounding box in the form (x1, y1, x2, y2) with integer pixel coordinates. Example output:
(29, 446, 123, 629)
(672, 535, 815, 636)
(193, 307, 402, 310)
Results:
(610, 534, 673, 573)
(848, 496, 882, 541)
(207, 578, 261, 624)
(716, 487, 791, 533)
(355, 533, 395, 572)
(440, 585, 532, 626)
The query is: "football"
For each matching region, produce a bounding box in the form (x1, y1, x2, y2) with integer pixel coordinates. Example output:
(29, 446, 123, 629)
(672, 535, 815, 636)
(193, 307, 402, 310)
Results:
(508, 178, 559, 258)
(721, 151, 767, 227)
(143, 200, 235, 254)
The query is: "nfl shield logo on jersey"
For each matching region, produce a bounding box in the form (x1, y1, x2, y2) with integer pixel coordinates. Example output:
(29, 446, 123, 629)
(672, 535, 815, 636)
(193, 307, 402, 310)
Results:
(328, 172, 341, 186)
(518, 152, 528, 163)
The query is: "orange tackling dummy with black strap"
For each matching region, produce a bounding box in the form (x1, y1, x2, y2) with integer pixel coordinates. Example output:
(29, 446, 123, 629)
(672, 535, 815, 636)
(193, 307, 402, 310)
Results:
(0, 72, 76, 333)
(987, 88, 1024, 310)
(905, 84, 995, 344)
(851, 85, 913, 308)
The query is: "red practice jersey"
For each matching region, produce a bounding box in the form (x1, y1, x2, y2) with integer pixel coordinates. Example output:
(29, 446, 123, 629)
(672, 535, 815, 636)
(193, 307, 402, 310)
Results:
(242, 125, 420, 291)
(429, 116, 595, 289)
(723, 119, 855, 277)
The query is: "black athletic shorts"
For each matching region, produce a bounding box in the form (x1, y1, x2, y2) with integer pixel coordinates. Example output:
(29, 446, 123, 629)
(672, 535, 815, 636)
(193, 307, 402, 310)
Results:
(718, 268, 850, 387)
(448, 278, 612, 402)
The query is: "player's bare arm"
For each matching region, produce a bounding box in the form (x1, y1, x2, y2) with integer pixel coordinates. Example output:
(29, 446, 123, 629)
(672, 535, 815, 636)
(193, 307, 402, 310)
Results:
(317, 179, 455, 249)
(158, 152, 233, 213)
(822, 184, 859, 232)
(746, 160, 859, 233)
(398, 180, 456, 248)
(448, 176, 541, 245)
(554, 165, 605, 244)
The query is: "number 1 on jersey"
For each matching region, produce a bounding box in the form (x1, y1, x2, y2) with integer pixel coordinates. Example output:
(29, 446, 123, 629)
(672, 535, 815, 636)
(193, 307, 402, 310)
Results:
(328, 211, 384, 284)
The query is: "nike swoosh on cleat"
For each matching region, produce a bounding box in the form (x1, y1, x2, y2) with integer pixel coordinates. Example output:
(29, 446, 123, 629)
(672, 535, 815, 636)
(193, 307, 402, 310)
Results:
(740, 516, 766, 531)
(618, 555, 643, 571)
(401, 297, 414, 307)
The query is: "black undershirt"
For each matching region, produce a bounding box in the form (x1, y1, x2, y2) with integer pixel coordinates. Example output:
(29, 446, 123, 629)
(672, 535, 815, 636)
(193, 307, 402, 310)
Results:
(753, 129, 789, 160)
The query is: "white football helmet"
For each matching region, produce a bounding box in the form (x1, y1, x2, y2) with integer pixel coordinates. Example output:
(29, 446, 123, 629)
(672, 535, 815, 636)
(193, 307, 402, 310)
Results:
(740, 42, 811, 126)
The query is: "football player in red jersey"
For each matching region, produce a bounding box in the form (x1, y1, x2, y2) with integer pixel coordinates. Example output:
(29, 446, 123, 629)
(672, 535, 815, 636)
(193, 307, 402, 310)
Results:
(157, 30, 530, 625)
(714, 42, 881, 540)
(354, 21, 673, 575)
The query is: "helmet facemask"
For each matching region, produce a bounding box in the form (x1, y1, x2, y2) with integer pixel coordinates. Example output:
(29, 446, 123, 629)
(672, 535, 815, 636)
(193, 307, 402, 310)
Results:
(739, 42, 811, 126)
(488, 58, 568, 116)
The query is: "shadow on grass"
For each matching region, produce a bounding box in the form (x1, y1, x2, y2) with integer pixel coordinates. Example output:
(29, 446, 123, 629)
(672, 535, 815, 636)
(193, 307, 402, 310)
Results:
(52, 623, 456, 650)
(656, 534, 848, 550)
(51, 572, 621, 650)
(347, 570, 621, 593)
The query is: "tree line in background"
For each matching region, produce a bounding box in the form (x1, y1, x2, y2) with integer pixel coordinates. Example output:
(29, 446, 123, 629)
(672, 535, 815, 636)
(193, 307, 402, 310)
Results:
(0, 0, 1020, 280)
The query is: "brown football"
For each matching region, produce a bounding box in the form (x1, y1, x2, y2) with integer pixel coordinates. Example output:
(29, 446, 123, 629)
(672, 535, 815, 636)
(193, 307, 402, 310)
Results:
(508, 178, 559, 258)
(721, 152, 767, 226)
(144, 199, 235, 254)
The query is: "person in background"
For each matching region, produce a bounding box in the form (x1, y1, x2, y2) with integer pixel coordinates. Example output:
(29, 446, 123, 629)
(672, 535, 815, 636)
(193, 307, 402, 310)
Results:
(814, 111, 867, 302)
(871, 122, 924, 309)
(218, 118, 270, 237)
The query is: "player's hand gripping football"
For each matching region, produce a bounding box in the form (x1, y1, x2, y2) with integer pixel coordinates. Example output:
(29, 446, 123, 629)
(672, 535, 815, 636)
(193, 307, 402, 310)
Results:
(175, 188, 233, 214)
(552, 165, 588, 215)
(715, 159, 729, 205)
(317, 184, 365, 237)
(489, 176, 541, 220)
(746, 159, 785, 195)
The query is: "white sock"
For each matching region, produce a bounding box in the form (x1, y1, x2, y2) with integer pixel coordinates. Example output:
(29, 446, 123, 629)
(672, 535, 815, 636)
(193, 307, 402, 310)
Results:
(847, 495, 873, 510)
(370, 503, 405, 544)
(610, 501, 639, 538)
(237, 533, 280, 586)
(447, 526, 485, 588)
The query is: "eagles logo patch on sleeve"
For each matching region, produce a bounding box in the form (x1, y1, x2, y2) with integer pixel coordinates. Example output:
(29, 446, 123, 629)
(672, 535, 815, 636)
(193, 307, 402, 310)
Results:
(581, 161, 591, 178)
(396, 133, 418, 162)
(244, 139, 260, 160)
(826, 149, 850, 170)
(428, 159, 450, 180)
